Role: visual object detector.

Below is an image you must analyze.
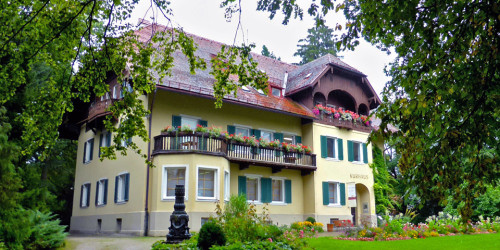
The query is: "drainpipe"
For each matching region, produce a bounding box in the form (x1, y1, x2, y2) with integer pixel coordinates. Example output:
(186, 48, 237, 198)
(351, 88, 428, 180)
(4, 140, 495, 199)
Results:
(144, 88, 157, 236)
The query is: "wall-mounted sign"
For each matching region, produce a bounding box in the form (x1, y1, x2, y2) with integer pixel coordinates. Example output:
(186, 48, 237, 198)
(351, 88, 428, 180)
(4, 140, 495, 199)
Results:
(350, 174, 369, 179)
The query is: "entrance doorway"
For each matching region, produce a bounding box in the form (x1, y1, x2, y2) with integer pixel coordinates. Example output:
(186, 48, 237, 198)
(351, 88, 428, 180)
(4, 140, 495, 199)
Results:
(351, 207, 356, 226)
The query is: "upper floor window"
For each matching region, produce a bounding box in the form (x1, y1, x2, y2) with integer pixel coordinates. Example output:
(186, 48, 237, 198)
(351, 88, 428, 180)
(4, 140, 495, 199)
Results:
(83, 138, 94, 164)
(271, 87, 281, 97)
(99, 131, 112, 157)
(96, 179, 108, 206)
(181, 117, 198, 129)
(260, 130, 273, 142)
(347, 140, 367, 163)
(353, 142, 361, 162)
(283, 133, 296, 144)
(326, 137, 338, 159)
(80, 183, 91, 208)
(235, 126, 250, 137)
(115, 173, 130, 203)
(320, 136, 344, 160)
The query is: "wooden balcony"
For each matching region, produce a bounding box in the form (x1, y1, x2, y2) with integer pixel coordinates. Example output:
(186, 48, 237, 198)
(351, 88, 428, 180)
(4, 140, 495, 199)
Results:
(152, 134, 317, 175)
(88, 99, 114, 122)
(315, 115, 372, 133)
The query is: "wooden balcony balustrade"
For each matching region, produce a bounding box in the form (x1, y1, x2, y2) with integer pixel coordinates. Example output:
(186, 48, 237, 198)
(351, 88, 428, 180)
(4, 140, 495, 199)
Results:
(315, 114, 372, 133)
(88, 99, 114, 121)
(152, 133, 317, 175)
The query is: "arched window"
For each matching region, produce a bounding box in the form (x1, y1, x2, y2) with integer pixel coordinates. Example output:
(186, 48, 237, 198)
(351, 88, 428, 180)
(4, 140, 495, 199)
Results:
(327, 90, 356, 112)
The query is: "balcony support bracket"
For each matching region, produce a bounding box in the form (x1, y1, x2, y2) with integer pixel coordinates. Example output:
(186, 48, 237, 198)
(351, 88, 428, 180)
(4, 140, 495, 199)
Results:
(239, 163, 249, 171)
(272, 167, 282, 173)
(301, 170, 313, 176)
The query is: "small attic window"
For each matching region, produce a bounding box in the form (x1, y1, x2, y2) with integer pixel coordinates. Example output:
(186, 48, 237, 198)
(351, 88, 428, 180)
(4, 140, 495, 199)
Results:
(271, 87, 281, 97)
(260, 69, 266, 73)
(256, 89, 265, 95)
(305, 73, 312, 79)
(241, 86, 251, 92)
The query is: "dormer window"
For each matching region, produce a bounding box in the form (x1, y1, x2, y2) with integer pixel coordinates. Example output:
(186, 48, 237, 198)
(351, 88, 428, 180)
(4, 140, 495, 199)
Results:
(241, 86, 251, 92)
(271, 87, 281, 97)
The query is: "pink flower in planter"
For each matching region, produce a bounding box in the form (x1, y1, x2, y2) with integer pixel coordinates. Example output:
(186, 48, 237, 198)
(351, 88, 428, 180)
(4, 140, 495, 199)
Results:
(267, 238, 273, 242)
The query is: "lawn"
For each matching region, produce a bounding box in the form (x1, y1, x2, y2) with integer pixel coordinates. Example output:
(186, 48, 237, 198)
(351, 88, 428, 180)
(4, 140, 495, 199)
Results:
(306, 233, 500, 250)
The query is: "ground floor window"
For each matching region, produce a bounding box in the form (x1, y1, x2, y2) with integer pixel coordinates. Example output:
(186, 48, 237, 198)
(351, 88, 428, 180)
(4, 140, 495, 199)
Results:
(115, 173, 129, 203)
(96, 179, 108, 206)
(162, 166, 187, 200)
(80, 183, 91, 208)
(197, 167, 217, 200)
(272, 179, 284, 203)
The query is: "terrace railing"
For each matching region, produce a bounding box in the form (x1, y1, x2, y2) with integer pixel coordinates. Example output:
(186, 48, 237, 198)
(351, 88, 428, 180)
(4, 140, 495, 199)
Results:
(153, 133, 316, 172)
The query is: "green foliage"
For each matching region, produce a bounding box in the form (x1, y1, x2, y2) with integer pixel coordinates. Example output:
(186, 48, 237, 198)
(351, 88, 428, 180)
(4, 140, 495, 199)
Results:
(261, 45, 281, 61)
(151, 233, 198, 250)
(210, 44, 269, 108)
(212, 240, 292, 250)
(198, 220, 226, 250)
(305, 217, 316, 224)
(370, 146, 397, 214)
(294, 24, 339, 64)
(25, 210, 67, 250)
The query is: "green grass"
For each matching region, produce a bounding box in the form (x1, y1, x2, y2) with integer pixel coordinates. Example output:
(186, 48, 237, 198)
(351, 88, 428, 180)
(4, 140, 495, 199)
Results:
(306, 233, 500, 250)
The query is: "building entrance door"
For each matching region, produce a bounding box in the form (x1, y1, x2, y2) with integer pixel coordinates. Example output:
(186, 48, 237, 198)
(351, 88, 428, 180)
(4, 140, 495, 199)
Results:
(351, 207, 356, 226)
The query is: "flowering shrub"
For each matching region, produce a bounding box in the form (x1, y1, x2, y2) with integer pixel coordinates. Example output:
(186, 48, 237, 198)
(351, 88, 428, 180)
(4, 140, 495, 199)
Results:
(313, 104, 371, 126)
(338, 213, 500, 241)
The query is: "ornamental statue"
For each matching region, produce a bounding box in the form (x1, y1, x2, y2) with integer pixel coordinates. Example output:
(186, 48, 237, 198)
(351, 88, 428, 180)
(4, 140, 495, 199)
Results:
(166, 185, 191, 244)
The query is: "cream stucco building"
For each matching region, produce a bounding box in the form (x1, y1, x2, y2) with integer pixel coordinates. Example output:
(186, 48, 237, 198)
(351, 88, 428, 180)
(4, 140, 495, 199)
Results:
(69, 24, 382, 236)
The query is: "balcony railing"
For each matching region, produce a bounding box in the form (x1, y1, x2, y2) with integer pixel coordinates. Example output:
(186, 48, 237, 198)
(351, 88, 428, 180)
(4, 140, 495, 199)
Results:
(88, 99, 114, 121)
(153, 133, 316, 173)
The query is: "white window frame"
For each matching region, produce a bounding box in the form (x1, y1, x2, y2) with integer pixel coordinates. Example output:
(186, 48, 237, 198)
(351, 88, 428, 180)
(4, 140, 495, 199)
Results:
(327, 181, 341, 206)
(282, 132, 297, 145)
(196, 165, 219, 201)
(260, 129, 274, 142)
(271, 177, 286, 204)
(100, 130, 111, 148)
(81, 182, 90, 208)
(97, 178, 107, 206)
(179, 114, 201, 129)
(326, 136, 339, 161)
(224, 170, 230, 201)
(116, 172, 128, 204)
(84, 138, 93, 164)
(352, 141, 363, 163)
(112, 85, 119, 99)
(245, 174, 261, 203)
(271, 87, 281, 97)
(234, 124, 251, 137)
(162, 165, 189, 201)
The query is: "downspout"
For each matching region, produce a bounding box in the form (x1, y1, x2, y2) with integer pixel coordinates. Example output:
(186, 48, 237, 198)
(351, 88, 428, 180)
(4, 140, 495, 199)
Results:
(144, 88, 157, 236)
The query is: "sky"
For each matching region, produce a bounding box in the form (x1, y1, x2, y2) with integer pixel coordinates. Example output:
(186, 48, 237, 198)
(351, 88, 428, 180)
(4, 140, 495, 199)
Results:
(131, 0, 395, 97)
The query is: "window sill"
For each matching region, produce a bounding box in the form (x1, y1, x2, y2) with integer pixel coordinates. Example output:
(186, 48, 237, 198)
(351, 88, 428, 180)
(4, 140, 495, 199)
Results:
(327, 204, 342, 208)
(196, 198, 218, 202)
(351, 161, 366, 165)
(115, 201, 128, 205)
(270, 202, 287, 206)
(247, 201, 262, 205)
(161, 197, 188, 201)
(83, 161, 92, 165)
(96, 204, 106, 207)
(325, 158, 340, 162)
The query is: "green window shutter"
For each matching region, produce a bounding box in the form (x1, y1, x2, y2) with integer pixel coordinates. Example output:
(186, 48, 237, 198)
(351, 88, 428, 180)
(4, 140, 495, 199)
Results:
(285, 180, 292, 204)
(86, 184, 91, 207)
(261, 178, 272, 203)
(198, 120, 208, 127)
(238, 176, 247, 197)
(172, 115, 182, 128)
(338, 138, 344, 160)
(80, 185, 84, 207)
(273, 133, 283, 142)
(99, 134, 103, 157)
(340, 183, 346, 206)
(227, 125, 235, 135)
(124, 173, 130, 202)
(83, 142, 87, 164)
(347, 140, 354, 162)
(320, 136, 327, 158)
(363, 143, 368, 163)
(322, 182, 329, 205)
(89, 139, 94, 161)
(114, 176, 119, 203)
(251, 129, 261, 139)
(104, 179, 108, 205)
(95, 181, 99, 206)
(295, 136, 302, 144)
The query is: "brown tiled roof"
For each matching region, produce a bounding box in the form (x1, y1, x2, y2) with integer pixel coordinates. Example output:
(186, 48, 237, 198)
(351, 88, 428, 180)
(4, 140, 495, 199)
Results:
(135, 25, 314, 117)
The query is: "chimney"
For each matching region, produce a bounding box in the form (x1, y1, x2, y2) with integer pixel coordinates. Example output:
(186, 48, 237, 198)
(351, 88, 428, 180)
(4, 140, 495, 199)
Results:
(282, 71, 288, 96)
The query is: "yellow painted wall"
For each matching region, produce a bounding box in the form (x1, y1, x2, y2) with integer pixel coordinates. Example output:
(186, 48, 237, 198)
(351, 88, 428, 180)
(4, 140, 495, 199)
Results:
(72, 95, 149, 217)
(151, 91, 302, 137)
(311, 122, 376, 216)
(150, 154, 230, 213)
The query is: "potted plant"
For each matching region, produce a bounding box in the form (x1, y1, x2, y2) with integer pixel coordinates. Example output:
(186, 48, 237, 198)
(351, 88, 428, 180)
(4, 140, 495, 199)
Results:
(161, 125, 175, 135)
(195, 124, 209, 135)
(177, 125, 193, 136)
